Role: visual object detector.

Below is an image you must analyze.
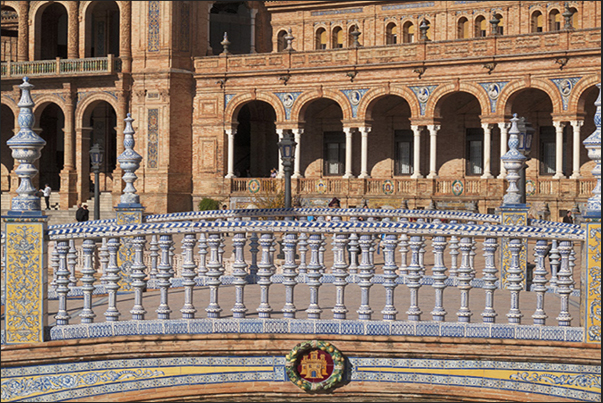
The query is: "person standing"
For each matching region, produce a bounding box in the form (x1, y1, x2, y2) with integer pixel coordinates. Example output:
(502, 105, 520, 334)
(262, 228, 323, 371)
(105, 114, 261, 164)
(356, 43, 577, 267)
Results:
(76, 204, 85, 222)
(82, 204, 89, 221)
(41, 183, 51, 210)
(562, 210, 573, 224)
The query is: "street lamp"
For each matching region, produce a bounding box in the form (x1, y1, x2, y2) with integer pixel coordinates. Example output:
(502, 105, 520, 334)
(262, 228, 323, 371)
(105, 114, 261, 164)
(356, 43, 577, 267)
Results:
(277, 130, 297, 209)
(515, 116, 535, 205)
(90, 143, 104, 220)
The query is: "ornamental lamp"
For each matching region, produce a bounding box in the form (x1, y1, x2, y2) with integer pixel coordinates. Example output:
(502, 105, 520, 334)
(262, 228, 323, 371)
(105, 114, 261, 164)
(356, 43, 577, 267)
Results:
(515, 117, 535, 157)
(90, 143, 104, 170)
(278, 130, 297, 167)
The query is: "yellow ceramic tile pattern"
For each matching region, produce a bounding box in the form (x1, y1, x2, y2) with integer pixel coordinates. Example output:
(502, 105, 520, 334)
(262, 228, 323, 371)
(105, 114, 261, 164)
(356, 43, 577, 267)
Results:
(584, 223, 601, 343)
(501, 211, 528, 289)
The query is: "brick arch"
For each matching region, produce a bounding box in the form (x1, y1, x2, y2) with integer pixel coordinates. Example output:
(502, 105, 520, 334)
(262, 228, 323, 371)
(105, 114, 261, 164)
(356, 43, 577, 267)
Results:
(426, 82, 488, 119)
(497, 78, 562, 116)
(30, 1, 73, 60)
(358, 86, 420, 121)
(2, 1, 20, 15)
(75, 93, 119, 128)
(567, 75, 601, 116)
(32, 94, 68, 123)
(1, 97, 20, 118)
(223, 92, 283, 125)
(81, 0, 128, 16)
(291, 89, 351, 122)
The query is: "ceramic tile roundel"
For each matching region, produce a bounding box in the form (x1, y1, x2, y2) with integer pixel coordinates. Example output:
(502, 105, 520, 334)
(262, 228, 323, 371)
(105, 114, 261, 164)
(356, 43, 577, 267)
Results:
(285, 340, 345, 392)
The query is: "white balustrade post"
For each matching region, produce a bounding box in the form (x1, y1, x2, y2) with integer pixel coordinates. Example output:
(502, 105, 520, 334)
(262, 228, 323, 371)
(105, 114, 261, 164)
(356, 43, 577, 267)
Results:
(50, 243, 59, 288)
(99, 237, 109, 284)
(381, 234, 399, 321)
(532, 240, 549, 325)
(456, 237, 473, 323)
(549, 240, 560, 287)
(248, 232, 259, 277)
(180, 234, 198, 319)
(481, 237, 499, 323)
(556, 241, 574, 326)
(553, 121, 566, 179)
(357, 234, 375, 320)
(80, 240, 97, 324)
(427, 124, 440, 179)
(347, 217, 360, 274)
(55, 241, 71, 326)
(430, 236, 448, 322)
(570, 120, 583, 179)
(448, 223, 460, 279)
(497, 122, 509, 178)
(205, 233, 223, 318)
(231, 228, 249, 318)
(332, 233, 350, 320)
(306, 233, 324, 319)
(225, 129, 236, 178)
(481, 123, 493, 179)
(343, 127, 354, 178)
(196, 232, 208, 277)
(257, 233, 274, 318)
(282, 233, 299, 318)
(397, 218, 409, 275)
(157, 235, 174, 320)
(105, 238, 122, 322)
(149, 235, 160, 279)
(406, 235, 423, 321)
(411, 125, 422, 179)
(292, 128, 303, 178)
(297, 232, 308, 274)
(130, 236, 148, 320)
(505, 239, 524, 324)
(358, 127, 371, 178)
(67, 239, 77, 288)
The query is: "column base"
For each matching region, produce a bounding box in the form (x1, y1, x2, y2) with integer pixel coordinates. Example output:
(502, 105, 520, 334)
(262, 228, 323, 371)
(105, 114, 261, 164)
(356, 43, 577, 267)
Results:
(570, 173, 581, 179)
(481, 173, 494, 179)
(553, 174, 566, 179)
(225, 174, 235, 179)
(292, 173, 303, 179)
(358, 174, 370, 179)
(410, 174, 423, 179)
(497, 173, 507, 179)
(426, 173, 438, 179)
(343, 173, 354, 179)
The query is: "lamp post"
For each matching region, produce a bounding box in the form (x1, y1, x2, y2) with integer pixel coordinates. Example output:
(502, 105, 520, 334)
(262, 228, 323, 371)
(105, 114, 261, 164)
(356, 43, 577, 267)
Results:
(277, 130, 297, 209)
(515, 116, 535, 205)
(89, 143, 104, 220)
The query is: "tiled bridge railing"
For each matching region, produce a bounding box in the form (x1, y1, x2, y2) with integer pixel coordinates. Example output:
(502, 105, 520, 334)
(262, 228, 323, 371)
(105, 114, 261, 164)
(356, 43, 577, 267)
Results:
(37, 208, 591, 344)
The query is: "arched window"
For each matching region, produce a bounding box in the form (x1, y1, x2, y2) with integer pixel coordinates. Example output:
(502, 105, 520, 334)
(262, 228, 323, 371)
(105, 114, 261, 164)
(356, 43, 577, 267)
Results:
(494, 13, 504, 35)
(402, 21, 414, 43)
(570, 7, 578, 28)
(332, 27, 343, 48)
(277, 30, 287, 51)
(0, 6, 18, 62)
(531, 11, 544, 33)
(316, 27, 327, 50)
(457, 17, 469, 39)
(475, 15, 487, 37)
(549, 9, 561, 31)
(386, 22, 398, 44)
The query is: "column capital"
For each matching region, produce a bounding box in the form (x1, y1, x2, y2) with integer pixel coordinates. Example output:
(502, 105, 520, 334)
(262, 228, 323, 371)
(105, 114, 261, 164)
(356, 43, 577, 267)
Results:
(225, 128, 236, 136)
(552, 120, 567, 129)
(570, 120, 584, 128)
(292, 128, 304, 136)
(358, 126, 371, 135)
(427, 124, 440, 133)
(343, 126, 355, 135)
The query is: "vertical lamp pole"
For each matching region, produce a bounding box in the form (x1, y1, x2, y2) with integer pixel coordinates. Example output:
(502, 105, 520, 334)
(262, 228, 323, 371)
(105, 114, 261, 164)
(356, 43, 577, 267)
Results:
(90, 143, 104, 220)
(278, 130, 297, 209)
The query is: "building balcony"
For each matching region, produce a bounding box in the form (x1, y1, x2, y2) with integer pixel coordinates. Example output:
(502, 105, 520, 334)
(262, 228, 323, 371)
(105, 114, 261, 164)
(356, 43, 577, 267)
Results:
(0, 55, 122, 79)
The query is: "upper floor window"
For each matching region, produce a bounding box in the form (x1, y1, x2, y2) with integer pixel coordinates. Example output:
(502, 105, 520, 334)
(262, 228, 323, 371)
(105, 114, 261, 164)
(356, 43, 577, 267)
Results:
(549, 9, 561, 31)
(277, 30, 287, 52)
(394, 130, 414, 175)
(475, 15, 487, 37)
(332, 27, 343, 48)
(466, 128, 484, 175)
(402, 21, 415, 43)
(323, 132, 345, 176)
(494, 13, 504, 35)
(316, 28, 327, 50)
(457, 17, 469, 39)
(570, 7, 578, 28)
(531, 11, 544, 33)
(386, 22, 398, 44)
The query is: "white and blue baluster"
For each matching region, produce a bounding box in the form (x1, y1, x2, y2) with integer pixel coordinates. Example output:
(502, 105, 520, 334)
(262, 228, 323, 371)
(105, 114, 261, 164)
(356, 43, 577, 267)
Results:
(531, 239, 549, 325)
(130, 236, 148, 320)
(156, 235, 174, 319)
(149, 235, 159, 280)
(248, 232, 259, 278)
(104, 238, 122, 322)
(180, 234, 198, 319)
(99, 237, 109, 284)
(197, 232, 208, 277)
(205, 233, 223, 318)
(306, 233, 324, 319)
(381, 234, 399, 321)
(456, 237, 474, 323)
(505, 239, 524, 324)
(569, 244, 576, 277)
(50, 242, 59, 288)
(481, 237, 499, 323)
(257, 233, 274, 318)
(448, 222, 459, 279)
(231, 229, 249, 319)
(406, 235, 424, 321)
(282, 232, 299, 319)
(169, 240, 176, 276)
(357, 234, 375, 320)
(556, 241, 574, 326)
(347, 217, 360, 275)
(332, 232, 350, 320)
(318, 216, 327, 272)
(80, 239, 97, 324)
(67, 239, 77, 287)
(297, 232, 308, 274)
(367, 217, 376, 267)
(430, 236, 448, 322)
(416, 219, 426, 275)
(397, 232, 409, 276)
(548, 240, 560, 287)
(54, 241, 71, 326)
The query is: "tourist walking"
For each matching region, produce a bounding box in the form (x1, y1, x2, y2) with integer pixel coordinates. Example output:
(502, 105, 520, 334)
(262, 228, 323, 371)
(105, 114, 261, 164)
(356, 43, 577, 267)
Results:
(41, 183, 51, 210)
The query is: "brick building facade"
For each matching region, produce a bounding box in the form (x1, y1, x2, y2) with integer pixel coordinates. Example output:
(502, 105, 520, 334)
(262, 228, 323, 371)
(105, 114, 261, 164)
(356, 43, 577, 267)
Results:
(1, 1, 601, 220)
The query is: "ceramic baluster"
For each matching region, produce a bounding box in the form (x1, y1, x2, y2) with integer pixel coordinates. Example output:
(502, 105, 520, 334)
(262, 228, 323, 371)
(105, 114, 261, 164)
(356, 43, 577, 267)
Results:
(481, 237, 499, 323)
(332, 232, 350, 320)
(104, 238, 121, 322)
(156, 235, 174, 319)
(456, 237, 473, 323)
(357, 234, 375, 320)
(406, 235, 423, 321)
(506, 239, 524, 324)
(130, 236, 148, 320)
(180, 234, 198, 319)
(205, 233, 223, 318)
(231, 229, 249, 318)
(282, 232, 299, 319)
(54, 241, 71, 326)
(381, 234, 399, 321)
(257, 233, 274, 318)
(531, 239, 549, 325)
(430, 235, 448, 322)
(556, 241, 574, 326)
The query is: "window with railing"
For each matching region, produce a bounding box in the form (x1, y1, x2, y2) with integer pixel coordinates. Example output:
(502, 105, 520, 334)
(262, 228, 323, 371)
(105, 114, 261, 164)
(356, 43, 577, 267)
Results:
(532, 11, 544, 33)
(386, 22, 398, 45)
(394, 130, 413, 175)
(466, 128, 483, 175)
(316, 28, 327, 50)
(323, 131, 345, 176)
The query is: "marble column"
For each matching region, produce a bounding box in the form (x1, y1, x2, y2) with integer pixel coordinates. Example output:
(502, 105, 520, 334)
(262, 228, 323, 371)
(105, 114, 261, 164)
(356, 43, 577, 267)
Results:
(497, 122, 509, 179)
(553, 121, 566, 179)
(225, 129, 236, 178)
(60, 94, 76, 208)
(481, 123, 493, 179)
(411, 125, 422, 179)
(358, 127, 371, 178)
(119, 1, 132, 72)
(67, 1, 79, 59)
(343, 127, 354, 178)
(570, 120, 584, 179)
(76, 127, 92, 203)
(427, 124, 440, 179)
(276, 129, 285, 178)
(292, 128, 303, 178)
(17, 1, 29, 62)
(250, 8, 258, 53)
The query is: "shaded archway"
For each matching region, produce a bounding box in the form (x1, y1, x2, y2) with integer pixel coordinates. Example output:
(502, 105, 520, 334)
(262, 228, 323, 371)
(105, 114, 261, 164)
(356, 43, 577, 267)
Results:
(83, 101, 118, 193)
(1, 104, 15, 192)
(301, 99, 344, 177)
(435, 92, 484, 177)
(366, 95, 413, 177)
(234, 101, 277, 178)
(37, 103, 65, 191)
(39, 2, 68, 60)
(575, 85, 599, 177)
(85, 1, 120, 57)
(209, 2, 251, 55)
(1, 5, 18, 62)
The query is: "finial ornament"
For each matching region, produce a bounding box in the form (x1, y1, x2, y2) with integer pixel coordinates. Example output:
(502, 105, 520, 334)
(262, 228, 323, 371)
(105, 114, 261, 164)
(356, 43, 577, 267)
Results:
(351, 25, 361, 48)
(562, 3, 575, 30)
(221, 32, 231, 55)
(583, 83, 601, 218)
(284, 28, 295, 51)
(117, 113, 143, 207)
(419, 19, 430, 41)
(501, 114, 527, 206)
(7, 77, 47, 213)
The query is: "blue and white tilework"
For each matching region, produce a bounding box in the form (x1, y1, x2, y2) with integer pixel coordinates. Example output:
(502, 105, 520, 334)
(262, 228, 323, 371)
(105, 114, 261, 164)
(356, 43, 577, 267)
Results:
(479, 81, 509, 113)
(409, 85, 438, 116)
(340, 89, 369, 118)
(550, 77, 581, 111)
(274, 92, 302, 120)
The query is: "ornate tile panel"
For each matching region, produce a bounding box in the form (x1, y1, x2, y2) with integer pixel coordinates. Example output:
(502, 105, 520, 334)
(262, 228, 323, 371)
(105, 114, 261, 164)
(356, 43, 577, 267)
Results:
(148, 1, 160, 52)
(583, 222, 601, 343)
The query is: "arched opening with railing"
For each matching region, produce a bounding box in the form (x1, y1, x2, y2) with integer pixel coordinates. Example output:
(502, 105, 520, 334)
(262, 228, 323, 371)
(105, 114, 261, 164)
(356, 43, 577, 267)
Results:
(37, 2, 68, 60)
(84, 1, 121, 58)
(0, 5, 19, 62)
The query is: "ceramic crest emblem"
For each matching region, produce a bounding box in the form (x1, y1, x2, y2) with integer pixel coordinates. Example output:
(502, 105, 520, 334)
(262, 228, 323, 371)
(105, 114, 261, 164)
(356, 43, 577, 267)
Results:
(285, 340, 345, 392)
